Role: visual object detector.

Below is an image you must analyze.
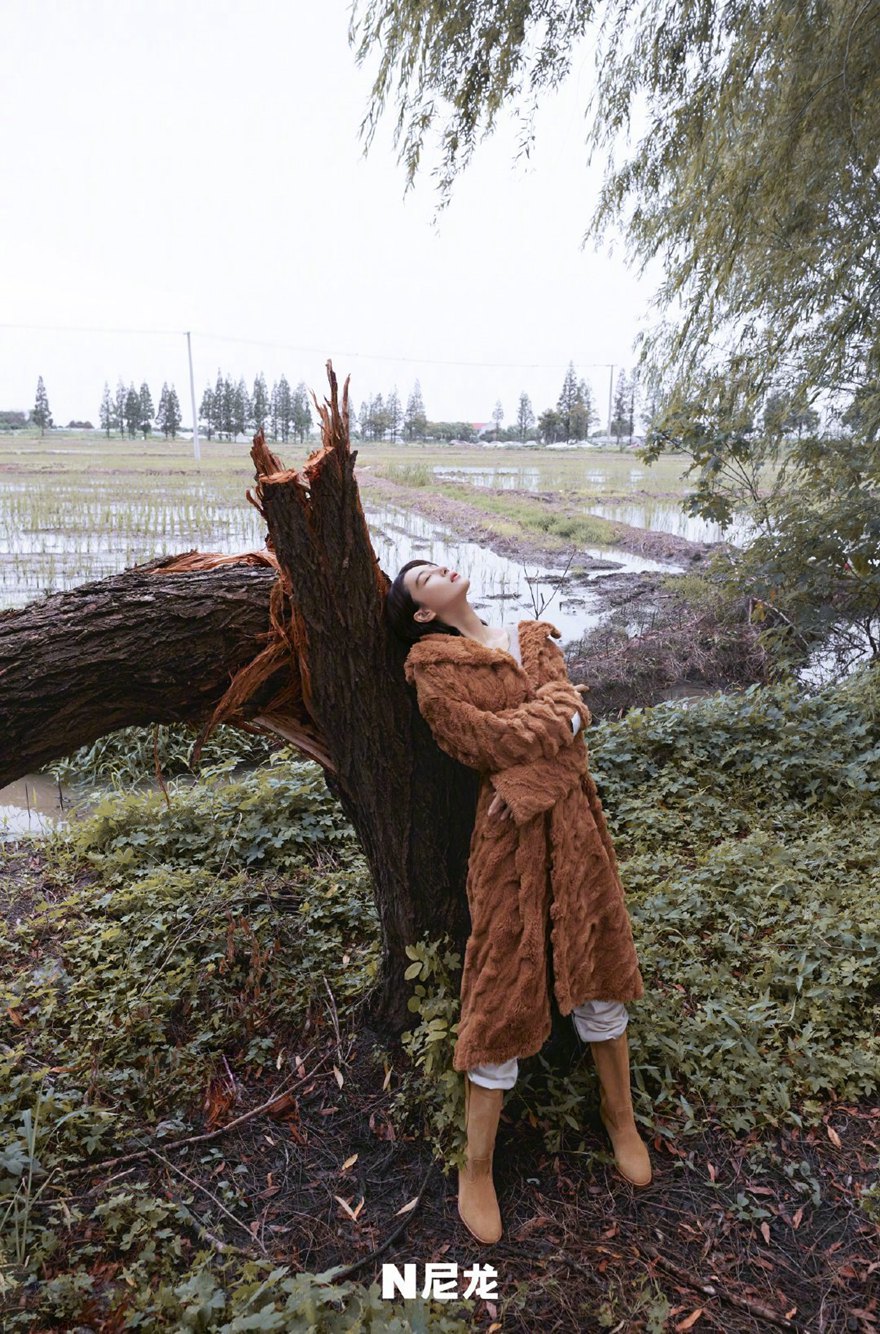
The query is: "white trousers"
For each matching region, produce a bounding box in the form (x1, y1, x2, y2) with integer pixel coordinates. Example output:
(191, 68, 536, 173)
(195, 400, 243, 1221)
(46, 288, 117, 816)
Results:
(467, 1000, 628, 1090)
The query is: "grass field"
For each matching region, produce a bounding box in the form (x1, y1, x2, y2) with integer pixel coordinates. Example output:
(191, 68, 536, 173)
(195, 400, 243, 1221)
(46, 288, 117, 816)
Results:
(0, 428, 695, 489)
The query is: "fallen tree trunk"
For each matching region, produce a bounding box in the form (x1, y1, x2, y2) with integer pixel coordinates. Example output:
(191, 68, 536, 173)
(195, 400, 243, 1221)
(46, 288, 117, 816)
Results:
(0, 556, 280, 786)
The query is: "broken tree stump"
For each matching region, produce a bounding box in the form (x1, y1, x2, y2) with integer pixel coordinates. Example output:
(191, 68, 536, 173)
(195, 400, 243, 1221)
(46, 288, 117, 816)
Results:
(243, 362, 474, 1026)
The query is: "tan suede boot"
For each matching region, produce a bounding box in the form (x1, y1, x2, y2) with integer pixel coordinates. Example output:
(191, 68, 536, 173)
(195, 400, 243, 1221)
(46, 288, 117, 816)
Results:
(589, 1032, 652, 1187)
(457, 1075, 504, 1244)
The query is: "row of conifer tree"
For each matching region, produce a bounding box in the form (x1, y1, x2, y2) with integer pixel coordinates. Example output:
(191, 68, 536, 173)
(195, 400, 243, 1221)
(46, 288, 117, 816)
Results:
(98, 381, 181, 439)
(25, 360, 643, 443)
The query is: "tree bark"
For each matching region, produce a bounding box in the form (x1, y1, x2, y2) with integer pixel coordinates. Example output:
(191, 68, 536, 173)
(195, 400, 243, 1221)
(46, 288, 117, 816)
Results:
(249, 365, 474, 1028)
(0, 557, 281, 786)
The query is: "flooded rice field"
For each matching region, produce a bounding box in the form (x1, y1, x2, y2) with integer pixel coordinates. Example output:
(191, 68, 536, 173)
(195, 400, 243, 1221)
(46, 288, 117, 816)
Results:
(433, 462, 757, 546)
(366, 502, 685, 643)
(1, 435, 710, 613)
(0, 481, 684, 630)
(1, 482, 266, 606)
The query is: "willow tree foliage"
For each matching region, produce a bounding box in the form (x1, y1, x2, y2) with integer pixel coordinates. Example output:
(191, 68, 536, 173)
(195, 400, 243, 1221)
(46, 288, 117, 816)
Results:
(351, 0, 880, 671)
(351, 0, 880, 419)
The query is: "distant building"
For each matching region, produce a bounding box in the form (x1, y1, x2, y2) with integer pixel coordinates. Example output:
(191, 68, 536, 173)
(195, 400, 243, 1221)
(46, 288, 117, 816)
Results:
(591, 433, 645, 449)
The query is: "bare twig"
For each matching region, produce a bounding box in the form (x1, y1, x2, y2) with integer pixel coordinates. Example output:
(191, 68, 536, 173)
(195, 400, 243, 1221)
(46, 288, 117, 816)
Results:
(751, 597, 813, 650)
(54, 1047, 329, 1180)
(221, 1053, 238, 1099)
(640, 1240, 799, 1330)
(530, 546, 579, 621)
(312, 1157, 438, 1285)
(152, 723, 171, 810)
(322, 972, 343, 1064)
(150, 1149, 268, 1255)
(175, 1199, 259, 1259)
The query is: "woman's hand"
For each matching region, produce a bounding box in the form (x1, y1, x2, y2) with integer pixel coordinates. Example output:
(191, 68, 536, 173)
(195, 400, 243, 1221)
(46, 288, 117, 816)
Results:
(572, 683, 591, 727)
(488, 791, 514, 822)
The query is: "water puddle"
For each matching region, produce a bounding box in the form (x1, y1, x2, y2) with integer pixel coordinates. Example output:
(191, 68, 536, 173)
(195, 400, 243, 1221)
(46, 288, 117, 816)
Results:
(433, 465, 544, 490)
(580, 546, 686, 577)
(0, 775, 73, 840)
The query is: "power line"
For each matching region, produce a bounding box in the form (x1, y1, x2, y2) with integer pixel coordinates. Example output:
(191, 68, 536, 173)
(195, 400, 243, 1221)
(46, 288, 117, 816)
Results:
(0, 321, 180, 337)
(0, 320, 622, 373)
(198, 329, 617, 371)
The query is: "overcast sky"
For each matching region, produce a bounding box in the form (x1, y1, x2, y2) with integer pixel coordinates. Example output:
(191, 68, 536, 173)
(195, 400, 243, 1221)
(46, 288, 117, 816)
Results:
(1, 0, 664, 428)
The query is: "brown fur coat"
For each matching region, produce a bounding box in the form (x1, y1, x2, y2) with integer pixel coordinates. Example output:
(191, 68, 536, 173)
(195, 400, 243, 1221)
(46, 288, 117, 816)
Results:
(404, 619, 644, 1071)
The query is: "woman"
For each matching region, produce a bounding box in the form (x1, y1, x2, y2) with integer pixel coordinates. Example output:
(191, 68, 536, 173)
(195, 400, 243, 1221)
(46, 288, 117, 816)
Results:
(386, 559, 652, 1246)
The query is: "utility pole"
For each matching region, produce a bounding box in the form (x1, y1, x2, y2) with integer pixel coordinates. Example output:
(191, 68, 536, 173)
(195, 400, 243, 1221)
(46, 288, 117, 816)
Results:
(607, 364, 615, 438)
(185, 330, 201, 464)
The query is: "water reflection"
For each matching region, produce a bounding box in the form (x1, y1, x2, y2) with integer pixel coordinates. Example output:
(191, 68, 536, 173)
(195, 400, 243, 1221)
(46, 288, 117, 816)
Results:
(584, 501, 756, 547)
(0, 775, 69, 840)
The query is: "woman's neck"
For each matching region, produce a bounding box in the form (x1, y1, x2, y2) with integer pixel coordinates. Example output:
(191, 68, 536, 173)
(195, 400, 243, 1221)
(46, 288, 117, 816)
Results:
(437, 604, 508, 648)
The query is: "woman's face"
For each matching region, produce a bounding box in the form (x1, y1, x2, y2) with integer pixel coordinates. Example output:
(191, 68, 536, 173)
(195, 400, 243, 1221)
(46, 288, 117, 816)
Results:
(403, 563, 471, 629)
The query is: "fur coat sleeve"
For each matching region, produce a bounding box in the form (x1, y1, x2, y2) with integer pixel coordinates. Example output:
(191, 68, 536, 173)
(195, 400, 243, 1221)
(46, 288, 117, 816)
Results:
(403, 627, 592, 825)
(404, 658, 590, 772)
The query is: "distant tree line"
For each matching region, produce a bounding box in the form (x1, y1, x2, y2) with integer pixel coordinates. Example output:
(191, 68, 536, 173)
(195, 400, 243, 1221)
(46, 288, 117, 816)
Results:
(357, 381, 428, 441)
(6, 366, 634, 445)
(2, 364, 824, 448)
(355, 365, 641, 445)
(98, 380, 181, 439)
(533, 364, 642, 445)
(200, 372, 313, 444)
(0, 411, 29, 430)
